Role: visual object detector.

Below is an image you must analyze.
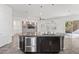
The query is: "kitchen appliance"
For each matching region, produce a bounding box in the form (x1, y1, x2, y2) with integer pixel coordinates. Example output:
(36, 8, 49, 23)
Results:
(24, 37, 36, 52)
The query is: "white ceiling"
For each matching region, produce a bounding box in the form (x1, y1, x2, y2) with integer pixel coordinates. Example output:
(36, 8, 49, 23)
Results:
(7, 4, 79, 18)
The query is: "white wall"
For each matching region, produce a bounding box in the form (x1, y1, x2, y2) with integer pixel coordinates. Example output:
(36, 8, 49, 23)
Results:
(0, 5, 12, 47)
(13, 17, 22, 35)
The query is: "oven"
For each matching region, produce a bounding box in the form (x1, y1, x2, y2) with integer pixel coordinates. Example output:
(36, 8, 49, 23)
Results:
(24, 37, 36, 52)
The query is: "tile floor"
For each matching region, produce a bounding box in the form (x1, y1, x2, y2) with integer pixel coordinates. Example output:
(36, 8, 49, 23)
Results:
(0, 35, 23, 54)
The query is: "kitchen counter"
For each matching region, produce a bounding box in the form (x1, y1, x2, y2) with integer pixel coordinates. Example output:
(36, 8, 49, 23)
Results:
(19, 33, 65, 37)
(19, 33, 64, 54)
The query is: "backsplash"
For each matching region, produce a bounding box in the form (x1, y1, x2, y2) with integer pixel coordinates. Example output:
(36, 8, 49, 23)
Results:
(37, 19, 57, 34)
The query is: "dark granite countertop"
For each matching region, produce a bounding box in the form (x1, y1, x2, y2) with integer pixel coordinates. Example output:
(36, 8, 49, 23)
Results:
(19, 33, 64, 37)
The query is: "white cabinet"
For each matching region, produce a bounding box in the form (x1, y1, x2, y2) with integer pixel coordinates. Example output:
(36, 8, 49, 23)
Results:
(72, 37, 79, 52)
(64, 34, 79, 53)
(64, 36, 72, 50)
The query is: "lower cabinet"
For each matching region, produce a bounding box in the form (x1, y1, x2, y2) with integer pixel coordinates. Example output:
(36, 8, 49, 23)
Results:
(19, 36, 63, 53)
(19, 36, 25, 52)
(37, 37, 60, 53)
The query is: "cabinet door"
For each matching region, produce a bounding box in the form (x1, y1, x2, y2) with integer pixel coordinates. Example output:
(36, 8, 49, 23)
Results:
(72, 38, 79, 53)
(40, 37, 50, 52)
(37, 37, 60, 53)
(64, 37, 72, 50)
(19, 36, 25, 52)
(37, 37, 50, 52)
(50, 37, 60, 52)
(19, 36, 22, 50)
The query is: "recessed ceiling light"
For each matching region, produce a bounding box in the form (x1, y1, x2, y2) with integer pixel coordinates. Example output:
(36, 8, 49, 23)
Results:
(28, 4, 31, 5)
(40, 5, 43, 8)
(51, 4, 54, 6)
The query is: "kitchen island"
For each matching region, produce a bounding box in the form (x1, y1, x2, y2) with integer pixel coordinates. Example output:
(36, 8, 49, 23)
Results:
(19, 34, 64, 54)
